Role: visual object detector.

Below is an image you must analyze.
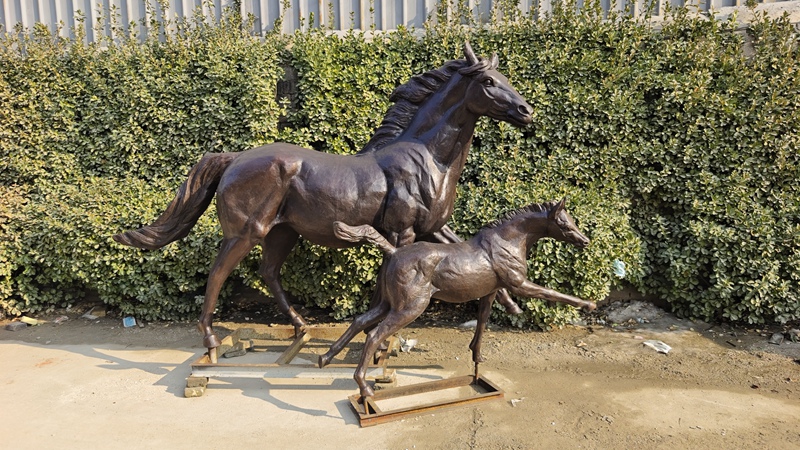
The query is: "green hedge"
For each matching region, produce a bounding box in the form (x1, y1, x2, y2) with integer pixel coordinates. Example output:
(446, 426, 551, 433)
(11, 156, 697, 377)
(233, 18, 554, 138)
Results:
(1, 2, 799, 326)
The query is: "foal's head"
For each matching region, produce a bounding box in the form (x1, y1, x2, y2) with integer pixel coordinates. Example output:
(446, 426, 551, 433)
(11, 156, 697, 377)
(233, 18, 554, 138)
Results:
(544, 198, 590, 248)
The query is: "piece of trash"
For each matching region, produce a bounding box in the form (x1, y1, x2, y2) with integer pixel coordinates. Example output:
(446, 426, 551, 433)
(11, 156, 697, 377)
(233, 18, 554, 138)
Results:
(510, 397, 525, 407)
(458, 319, 477, 329)
(788, 329, 799, 343)
(137, 319, 145, 328)
(20, 316, 44, 326)
(611, 259, 626, 278)
(122, 316, 136, 328)
(768, 332, 784, 345)
(398, 335, 418, 352)
(82, 307, 98, 320)
(576, 341, 587, 348)
(642, 340, 671, 354)
(5, 322, 28, 331)
(53, 315, 69, 324)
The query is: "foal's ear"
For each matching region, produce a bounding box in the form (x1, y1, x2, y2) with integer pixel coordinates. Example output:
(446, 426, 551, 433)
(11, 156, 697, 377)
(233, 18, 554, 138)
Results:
(549, 197, 567, 219)
(490, 52, 499, 68)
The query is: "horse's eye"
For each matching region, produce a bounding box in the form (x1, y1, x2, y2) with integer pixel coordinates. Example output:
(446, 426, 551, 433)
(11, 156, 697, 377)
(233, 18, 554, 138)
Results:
(482, 78, 494, 87)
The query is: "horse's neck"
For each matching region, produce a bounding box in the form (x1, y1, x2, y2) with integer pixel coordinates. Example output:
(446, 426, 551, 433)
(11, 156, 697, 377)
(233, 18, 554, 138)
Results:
(496, 216, 549, 252)
(400, 81, 478, 171)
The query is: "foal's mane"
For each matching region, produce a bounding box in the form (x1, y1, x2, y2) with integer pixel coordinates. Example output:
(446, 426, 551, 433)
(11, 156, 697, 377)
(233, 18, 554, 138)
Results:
(358, 56, 496, 154)
(483, 201, 560, 230)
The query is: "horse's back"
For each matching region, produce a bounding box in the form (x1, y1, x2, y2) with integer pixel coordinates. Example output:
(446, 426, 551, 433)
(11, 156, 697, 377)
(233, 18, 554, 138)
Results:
(214, 143, 387, 243)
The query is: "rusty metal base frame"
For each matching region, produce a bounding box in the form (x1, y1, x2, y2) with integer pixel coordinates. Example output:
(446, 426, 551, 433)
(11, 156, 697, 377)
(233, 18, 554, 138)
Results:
(349, 374, 505, 427)
(184, 325, 397, 398)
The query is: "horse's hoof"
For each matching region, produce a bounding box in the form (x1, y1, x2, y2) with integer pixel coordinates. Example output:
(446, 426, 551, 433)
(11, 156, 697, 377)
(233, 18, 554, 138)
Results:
(505, 302, 523, 315)
(203, 333, 221, 349)
(318, 354, 330, 369)
(293, 322, 308, 337)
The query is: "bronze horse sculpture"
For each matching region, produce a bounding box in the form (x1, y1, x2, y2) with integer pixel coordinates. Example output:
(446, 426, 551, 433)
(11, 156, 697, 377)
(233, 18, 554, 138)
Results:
(320, 199, 596, 399)
(113, 43, 533, 354)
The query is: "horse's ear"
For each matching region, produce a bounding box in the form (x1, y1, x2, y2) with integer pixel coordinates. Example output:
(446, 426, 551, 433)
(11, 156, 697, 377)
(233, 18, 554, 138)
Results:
(490, 52, 499, 68)
(464, 41, 478, 65)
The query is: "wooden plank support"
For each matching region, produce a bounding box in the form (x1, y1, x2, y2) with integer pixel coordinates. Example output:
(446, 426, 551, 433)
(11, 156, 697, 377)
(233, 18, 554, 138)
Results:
(348, 374, 505, 427)
(187, 326, 401, 395)
(274, 331, 311, 364)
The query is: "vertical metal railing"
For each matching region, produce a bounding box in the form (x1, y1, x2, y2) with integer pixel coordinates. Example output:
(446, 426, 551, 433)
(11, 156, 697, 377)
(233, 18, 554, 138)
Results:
(0, 0, 792, 42)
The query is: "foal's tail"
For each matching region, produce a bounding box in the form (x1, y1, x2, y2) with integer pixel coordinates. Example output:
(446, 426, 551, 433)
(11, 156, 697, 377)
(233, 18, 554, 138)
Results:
(113, 152, 238, 250)
(333, 222, 396, 255)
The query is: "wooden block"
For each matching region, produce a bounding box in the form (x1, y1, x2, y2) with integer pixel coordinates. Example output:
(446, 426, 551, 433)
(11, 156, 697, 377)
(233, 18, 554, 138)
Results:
(373, 369, 396, 384)
(184, 386, 206, 398)
(186, 376, 209, 388)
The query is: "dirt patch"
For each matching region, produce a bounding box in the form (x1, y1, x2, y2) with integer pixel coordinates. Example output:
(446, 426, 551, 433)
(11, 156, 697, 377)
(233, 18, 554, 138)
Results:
(2, 298, 799, 448)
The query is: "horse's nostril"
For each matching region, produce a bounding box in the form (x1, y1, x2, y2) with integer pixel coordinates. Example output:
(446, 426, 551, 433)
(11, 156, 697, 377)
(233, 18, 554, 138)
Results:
(518, 104, 532, 116)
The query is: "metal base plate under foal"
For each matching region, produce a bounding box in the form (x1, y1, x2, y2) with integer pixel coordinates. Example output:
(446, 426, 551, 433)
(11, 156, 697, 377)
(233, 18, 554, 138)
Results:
(185, 325, 397, 398)
(348, 374, 505, 427)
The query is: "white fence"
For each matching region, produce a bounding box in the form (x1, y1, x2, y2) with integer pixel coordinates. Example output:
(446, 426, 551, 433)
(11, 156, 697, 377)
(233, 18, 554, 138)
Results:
(0, 0, 784, 42)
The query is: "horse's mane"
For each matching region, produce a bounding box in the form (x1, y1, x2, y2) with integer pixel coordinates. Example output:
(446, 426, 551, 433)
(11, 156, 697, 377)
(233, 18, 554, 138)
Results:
(358, 56, 496, 154)
(483, 201, 560, 230)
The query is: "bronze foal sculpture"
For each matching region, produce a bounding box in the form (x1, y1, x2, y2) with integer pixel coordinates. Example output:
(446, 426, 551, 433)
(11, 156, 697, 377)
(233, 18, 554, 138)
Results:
(113, 43, 533, 353)
(320, 199, 597, 399)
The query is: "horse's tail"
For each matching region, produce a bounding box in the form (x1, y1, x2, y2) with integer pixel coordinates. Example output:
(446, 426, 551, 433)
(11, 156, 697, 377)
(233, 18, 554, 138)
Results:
(113, 152, 238, 250)
(333, 222, 396, 255)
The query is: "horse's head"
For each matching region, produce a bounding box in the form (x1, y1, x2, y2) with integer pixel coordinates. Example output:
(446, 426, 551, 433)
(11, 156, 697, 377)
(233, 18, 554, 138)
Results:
(460, 42, 533, 127)
(546, 198, 590, 248)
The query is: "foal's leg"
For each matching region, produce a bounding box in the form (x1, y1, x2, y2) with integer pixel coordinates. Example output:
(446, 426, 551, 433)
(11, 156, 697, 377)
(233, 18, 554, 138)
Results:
(355, 299, 429, 399)
(431, 226, 522, 315)
(260, 226, 307, 335)
(318, 296, 389, 368)
(469, 292, 497, 365)
(199, 236, 257, 350)
(510, 280, 596, 311)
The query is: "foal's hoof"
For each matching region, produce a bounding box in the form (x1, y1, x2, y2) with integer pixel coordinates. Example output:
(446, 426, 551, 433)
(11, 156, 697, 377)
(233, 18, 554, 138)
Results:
(203, 333, 221, 349)
(359, 385, 375, 399)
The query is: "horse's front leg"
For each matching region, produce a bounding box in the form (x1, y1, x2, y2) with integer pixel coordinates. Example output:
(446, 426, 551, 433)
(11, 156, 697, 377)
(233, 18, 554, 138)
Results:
(387, 227, 416, 248)
(432, 225, 522, 315)
(509, 280, 596, 311)
(469, 292, 497, 365)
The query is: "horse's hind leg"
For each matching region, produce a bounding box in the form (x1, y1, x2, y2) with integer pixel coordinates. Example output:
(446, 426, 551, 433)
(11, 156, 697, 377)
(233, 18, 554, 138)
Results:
(355, 299, 428, 399)
(469, 292, 497, 365)
(319, 296, 389, 368)
(260, 226, 307, 335)
(199, 237, 256, 351)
